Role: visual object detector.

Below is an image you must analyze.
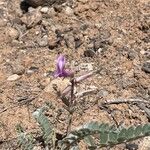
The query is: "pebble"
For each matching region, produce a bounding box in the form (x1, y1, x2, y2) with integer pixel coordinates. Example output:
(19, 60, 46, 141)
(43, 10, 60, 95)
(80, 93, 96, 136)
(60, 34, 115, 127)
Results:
(140, 50, 150, 58)
(0, 19, 7, 27)
(6, 27, 19, 40)
(128, 50, 137, 60)
(140, 50, 146, 55)
(7, 74, 21, 81)
(21, 8, 42, 28)
(80, 63, 93, 71)
(74, 36, 83, 49)
(77, 0, 89, 4)
(40, 7, 49, 13)
(84, 48, 96, 57)
(98, 89, 109, 98)
(37, 35, 48, 47)
(142, 61, 150, 73)
(26, 66, 39, 74)
(65, 6, 74, 16)
(12, 64, 25, 75)
(47, 7, 56, 17)
(126, 143, 138, 150)
(94, 39, 110, 51)
(48, 35, 58, 50)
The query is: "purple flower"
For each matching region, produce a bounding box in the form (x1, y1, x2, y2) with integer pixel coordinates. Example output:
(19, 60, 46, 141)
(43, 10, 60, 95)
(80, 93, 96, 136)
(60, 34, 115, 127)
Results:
(54, 55, 73, 77)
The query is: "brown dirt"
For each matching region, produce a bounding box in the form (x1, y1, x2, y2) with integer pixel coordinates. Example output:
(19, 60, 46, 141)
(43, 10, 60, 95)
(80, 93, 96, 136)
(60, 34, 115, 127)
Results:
(0, 0, 150, 149)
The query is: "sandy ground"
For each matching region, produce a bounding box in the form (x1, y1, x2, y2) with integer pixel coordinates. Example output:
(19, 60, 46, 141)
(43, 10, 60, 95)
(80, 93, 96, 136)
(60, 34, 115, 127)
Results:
(0, 0, 150, 149)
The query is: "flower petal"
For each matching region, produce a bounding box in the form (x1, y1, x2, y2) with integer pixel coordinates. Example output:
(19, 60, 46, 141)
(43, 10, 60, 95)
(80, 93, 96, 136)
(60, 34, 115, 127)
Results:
(57, 55, 65, 73)
(54, 55, 73, 78)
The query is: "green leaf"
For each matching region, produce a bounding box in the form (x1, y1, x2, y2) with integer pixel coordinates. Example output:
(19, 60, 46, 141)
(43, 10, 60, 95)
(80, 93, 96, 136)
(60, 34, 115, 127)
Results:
(32, 108, 55, 146)
(117, 128, 127, 142)
(62, 122, 150, 149)
(84, 135, 95, 146)
(100, 132, 108, 145)
(126, 126, 134, 139)
(108, 132, 118, 144)
(134, 125, 142, 137)
(99, 123, 109, 132)
(16, 125, 34, 150)
(142, 124, 150, 135)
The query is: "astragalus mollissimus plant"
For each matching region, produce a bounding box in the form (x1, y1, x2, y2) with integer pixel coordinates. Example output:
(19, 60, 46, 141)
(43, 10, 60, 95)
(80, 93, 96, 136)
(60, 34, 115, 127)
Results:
(17, 54, 150, 150)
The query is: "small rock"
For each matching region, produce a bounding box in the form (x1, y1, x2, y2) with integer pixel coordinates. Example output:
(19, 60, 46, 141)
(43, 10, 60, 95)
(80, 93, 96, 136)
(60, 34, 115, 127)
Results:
(91, 2, 99, 11)
(48, 34, 58, 50)
(6, 27, 19, 40)
(94, 39, 110, 51)
(140, 50, 146, 55)
(65, 6, 74, 16)
(64, 34, 75, 49)
(142, 61, 150, 73)
(37, 35, 48, 47)
(7, 74, 21, 81)
(80, 63, 93, 71)
(77, 0, 88, 4)
(33, 146, 42, 150)
(88, 85, 98, 90)
(98, 89, 109, 98)
(142, 36, 150, 43)
(0, 19, 7, 27)
(26, 66, 39, 74)
(74, 36, 83, 49)
(145, 51, 150, 59)
(84, 48, 95, 57)
(12, 64, 25, 75)
(54, 5, 63, 12)
(28, 7, 36, 12)
(99, 29, 111, 40)
(97, 48, 103, 53)
(40, 7, 49, 13)
(47, 7, 56, 17)
(128, 50, 137, 60)
(80, 23, 88, 31)
(126, 143, 138, 150)
(21, 8, 42, 28)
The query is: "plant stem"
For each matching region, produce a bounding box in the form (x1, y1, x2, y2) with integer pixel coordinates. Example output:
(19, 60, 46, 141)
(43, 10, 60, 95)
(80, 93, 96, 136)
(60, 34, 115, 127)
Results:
(66, 78, 75, 135)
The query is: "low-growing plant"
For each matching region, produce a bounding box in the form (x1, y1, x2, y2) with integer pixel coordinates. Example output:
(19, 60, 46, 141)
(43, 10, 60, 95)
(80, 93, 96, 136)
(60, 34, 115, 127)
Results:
(16, 124, 34, 150)
(17, 54, 150, 149)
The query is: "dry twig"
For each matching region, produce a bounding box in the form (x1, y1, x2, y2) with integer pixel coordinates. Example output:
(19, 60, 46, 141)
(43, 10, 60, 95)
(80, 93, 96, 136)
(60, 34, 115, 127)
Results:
(101, 99, 150, 105)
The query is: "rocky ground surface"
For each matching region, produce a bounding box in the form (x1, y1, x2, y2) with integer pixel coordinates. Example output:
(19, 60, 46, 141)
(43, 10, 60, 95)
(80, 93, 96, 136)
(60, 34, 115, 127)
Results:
(0, 0, 150, 149)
